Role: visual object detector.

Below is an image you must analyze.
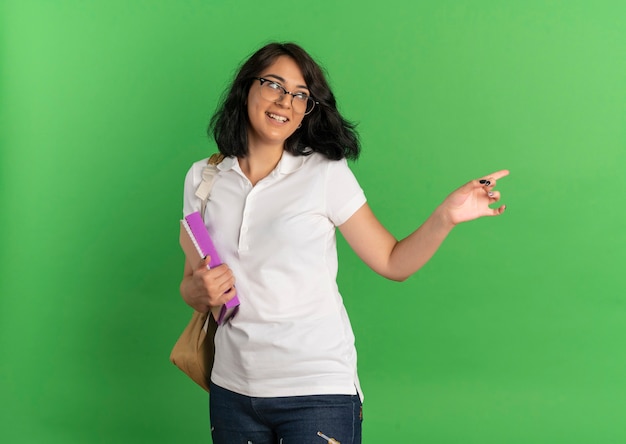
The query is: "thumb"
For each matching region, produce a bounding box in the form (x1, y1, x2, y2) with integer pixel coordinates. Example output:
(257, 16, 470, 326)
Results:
(486, 204, 507, 217)
(197, 255, 211, 270)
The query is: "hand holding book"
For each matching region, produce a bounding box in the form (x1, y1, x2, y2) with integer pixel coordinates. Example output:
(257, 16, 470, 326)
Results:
(179, 211, 240, 324)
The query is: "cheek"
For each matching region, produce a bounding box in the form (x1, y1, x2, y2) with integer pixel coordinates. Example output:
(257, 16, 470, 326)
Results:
(246, 88, 261, 113)
(293, 114, 305, 127)
(246, 97, 264, 125)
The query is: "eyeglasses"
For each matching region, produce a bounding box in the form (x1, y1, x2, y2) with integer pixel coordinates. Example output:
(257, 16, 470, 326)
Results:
(254, 77, 318, 115)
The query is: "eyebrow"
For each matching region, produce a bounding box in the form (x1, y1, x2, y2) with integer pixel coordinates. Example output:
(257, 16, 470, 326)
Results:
(263, 74, 309, 91)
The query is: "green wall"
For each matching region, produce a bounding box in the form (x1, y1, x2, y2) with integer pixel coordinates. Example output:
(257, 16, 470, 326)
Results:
(1, 1, 625, 442)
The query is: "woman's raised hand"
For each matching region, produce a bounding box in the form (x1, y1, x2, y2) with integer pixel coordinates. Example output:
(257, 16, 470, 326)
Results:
(440, 170, 510, 226)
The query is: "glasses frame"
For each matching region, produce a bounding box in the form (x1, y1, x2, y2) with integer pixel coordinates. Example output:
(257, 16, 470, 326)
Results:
(253, 77, 318, 115)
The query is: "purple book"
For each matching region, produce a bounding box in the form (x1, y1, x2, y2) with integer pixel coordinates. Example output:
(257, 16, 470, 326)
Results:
(180, 211, 240, 324)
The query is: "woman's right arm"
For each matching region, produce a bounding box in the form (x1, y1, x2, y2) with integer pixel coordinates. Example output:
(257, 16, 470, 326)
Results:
(179, 257, 237, 313)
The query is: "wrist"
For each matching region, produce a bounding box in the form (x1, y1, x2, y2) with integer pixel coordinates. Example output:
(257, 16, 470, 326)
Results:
(433, 204, 457, 231)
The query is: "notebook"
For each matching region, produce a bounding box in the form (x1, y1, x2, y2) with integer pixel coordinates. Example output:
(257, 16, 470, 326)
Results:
(180, 211, 240, 325)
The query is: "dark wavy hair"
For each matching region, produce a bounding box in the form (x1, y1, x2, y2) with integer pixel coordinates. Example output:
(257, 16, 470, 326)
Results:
(209, 42, 360, 160)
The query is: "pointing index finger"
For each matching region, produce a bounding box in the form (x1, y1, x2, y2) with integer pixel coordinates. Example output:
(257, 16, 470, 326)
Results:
(487, 169, 510, 181)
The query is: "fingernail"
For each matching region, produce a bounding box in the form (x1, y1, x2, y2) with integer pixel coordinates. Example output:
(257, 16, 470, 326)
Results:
(479, 179, 487, 184)
(488, 191, 494, 197)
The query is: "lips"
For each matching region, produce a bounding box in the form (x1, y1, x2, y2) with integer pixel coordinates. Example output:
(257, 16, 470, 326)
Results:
(266, 112, 289, 123)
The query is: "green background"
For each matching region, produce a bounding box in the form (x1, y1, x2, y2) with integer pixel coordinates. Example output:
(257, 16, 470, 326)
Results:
(1, 0, 625, 442)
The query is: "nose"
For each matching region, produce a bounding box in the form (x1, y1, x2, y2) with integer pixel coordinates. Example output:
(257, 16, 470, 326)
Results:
(275, 92, 292, 108)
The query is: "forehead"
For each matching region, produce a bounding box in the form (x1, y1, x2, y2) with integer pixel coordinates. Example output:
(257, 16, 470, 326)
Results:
(260, 56, 307, 88)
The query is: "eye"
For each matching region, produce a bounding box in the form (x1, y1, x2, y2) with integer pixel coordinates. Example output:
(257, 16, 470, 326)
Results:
(293, 92, 309, 102)
(266, 81, 283, 91)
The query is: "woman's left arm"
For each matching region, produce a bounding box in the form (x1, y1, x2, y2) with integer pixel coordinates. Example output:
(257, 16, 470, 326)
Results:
(338, 170, 509, 281)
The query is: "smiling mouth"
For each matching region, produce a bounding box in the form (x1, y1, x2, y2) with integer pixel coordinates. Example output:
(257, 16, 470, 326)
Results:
(266, 112, 289, 123)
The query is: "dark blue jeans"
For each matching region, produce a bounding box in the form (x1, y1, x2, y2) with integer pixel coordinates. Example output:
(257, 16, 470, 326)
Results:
(209, 382, 363, 444)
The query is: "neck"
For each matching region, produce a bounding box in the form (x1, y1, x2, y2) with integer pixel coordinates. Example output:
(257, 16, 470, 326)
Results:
(239, 144, 284, 186)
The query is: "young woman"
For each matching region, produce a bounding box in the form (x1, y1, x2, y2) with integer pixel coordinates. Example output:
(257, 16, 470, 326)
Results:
(180, 42, 508, 444)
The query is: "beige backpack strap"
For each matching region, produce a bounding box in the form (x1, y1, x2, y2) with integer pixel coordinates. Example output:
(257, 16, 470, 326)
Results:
(195, 153, 225, 216)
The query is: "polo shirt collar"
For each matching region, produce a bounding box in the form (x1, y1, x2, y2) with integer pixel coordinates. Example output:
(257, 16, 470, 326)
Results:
(217, 156, 238, 172)
(218, 150, 305, 175)
(276, 150, 305, 175)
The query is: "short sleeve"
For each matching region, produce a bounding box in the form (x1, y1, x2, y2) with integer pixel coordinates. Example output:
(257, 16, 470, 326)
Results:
(325, 158, 367, 226)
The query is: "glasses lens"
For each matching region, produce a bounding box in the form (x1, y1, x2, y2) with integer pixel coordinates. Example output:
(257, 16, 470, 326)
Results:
(291, 95, 308, 114)
(304, 97, 316, 115)
(260, 80, 282, 102)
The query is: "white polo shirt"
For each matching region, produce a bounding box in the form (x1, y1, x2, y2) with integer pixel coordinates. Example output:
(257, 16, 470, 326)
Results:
(182, 151, 366, 399)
